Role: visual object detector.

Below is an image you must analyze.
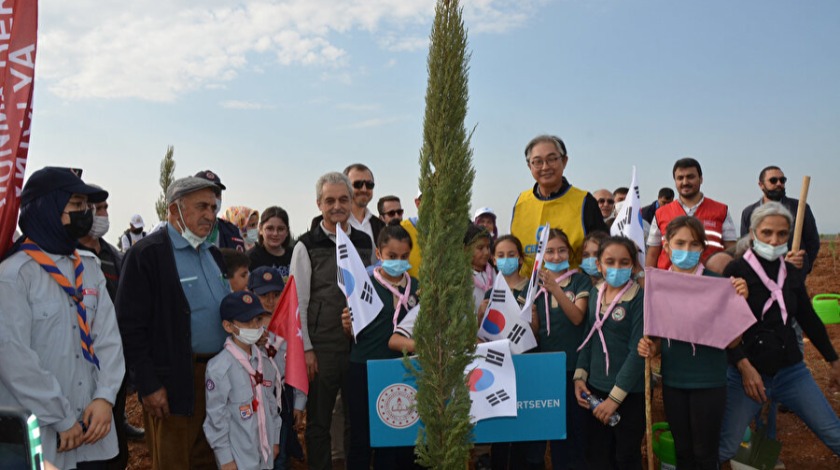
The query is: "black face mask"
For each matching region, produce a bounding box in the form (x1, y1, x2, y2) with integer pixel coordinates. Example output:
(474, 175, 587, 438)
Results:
(130, 227, 144, 234)
(764, 188, 786, 201)
(64, 209, 94, 239)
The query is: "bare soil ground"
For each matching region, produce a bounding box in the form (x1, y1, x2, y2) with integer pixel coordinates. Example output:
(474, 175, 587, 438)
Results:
(126, 241, 840, 469)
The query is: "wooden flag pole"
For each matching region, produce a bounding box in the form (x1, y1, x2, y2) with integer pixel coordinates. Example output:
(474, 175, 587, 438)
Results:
(645, 337, 654, 470)
(791, 176, 811, 252)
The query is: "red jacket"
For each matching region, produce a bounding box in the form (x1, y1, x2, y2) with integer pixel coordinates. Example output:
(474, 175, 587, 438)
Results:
(655, 198, 729, 269)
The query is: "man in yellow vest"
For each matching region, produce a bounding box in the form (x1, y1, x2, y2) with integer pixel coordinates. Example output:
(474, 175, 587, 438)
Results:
(511, 135, 607, 273)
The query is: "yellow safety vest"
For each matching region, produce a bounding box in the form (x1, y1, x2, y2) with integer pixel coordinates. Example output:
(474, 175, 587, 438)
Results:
(401, 218, 422, 279)
(511, 186, 588, 275)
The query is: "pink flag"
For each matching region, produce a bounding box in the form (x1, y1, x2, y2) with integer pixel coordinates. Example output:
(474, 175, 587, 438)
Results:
(643, 268, 756, 349)
(0, 1, 38, 255)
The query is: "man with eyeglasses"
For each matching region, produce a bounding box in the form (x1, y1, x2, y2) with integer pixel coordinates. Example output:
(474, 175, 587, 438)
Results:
(739, 166, 819, 274)
(377, 195, 404, 225)
(511, 135, 607, 274)
(593, 189, 616, 227)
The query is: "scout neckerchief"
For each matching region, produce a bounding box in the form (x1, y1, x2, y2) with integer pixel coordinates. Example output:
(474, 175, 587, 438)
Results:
(473, 264, 493, 292)
(262, 333, 284, 410)
(225, 338, 271, 464)
(666, 263, 706, 355)
(22, 238, 99, 369)
(536, 269, 578, 336)
(744, 249, 788, 324)
(373, 268, 411, 331)
(577, 280, 634, 376)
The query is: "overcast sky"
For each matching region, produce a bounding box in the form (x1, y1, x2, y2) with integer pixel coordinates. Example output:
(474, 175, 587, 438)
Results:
(26, 0, 840, 244)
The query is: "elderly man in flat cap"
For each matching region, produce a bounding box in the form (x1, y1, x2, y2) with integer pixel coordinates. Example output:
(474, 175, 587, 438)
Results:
(0, 167, 125, 470)
(116, 177, 231, 470)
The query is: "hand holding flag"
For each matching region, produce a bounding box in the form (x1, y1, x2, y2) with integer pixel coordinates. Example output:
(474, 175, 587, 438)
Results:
(336, 226, 384, 339)
(478, 274, 537, 354)
(520, 223, 550, 319)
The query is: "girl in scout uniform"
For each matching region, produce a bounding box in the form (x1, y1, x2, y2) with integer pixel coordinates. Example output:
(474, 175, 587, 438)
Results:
(574, 237, 645, 469)
(637, 216, 748, 469)
(466, 223, 494, 314)
(341, 223, 419, 470)
(535, 229, 592, 470)
(580, 230, 609, 284)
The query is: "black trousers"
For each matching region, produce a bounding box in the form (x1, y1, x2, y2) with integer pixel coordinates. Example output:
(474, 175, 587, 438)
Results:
(582, 386, 644, 470)
(345, 361, 415, 470)
(662, 385, 726, 470)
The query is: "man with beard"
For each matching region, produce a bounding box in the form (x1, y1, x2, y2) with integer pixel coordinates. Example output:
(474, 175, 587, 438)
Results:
(290, 172, 373, 470)
(645, 158, 738, 269)
(740, 166, 819, 274)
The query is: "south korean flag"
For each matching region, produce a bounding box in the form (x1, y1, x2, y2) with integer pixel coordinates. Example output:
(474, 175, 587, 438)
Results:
(520, 223, 550, 320)
(336, 226, 384, 339)
(466, 339, 518, 423)
(477, 273, 538, 354)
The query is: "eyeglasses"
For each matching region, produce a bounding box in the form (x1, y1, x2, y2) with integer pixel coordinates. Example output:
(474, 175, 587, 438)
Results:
(597, 198, 615, 205)
(383, 209, 404, 218)
(528, 155, 562, 168)
(352, 180, 375, 190)
(767, 176, 787, 185)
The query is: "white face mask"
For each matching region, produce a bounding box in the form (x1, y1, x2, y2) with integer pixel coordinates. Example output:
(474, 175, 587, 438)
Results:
(752, 236, 788, 261)
(244, 228, 259, 244)
(89, 215, 110, 238)
(235, 326, 265, 345)
(176, 204, 207, 249)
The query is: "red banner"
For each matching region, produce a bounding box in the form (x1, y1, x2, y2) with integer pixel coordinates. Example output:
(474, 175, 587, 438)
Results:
(0, 0, 37, 256)
(267, 275, 309, 395)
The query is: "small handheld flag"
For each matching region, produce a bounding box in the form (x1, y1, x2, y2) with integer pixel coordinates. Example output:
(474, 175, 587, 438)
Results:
(267, 275, 308, 395)
(520, 223, 550, 319)
(336, 226, 383, 338)
(466, 339, 518, 423)
(478, 274, 537, 354)
(611, 166, 646, 265)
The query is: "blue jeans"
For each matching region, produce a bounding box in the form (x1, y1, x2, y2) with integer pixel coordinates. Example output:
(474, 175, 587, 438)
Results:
(719, 362, 840, 462)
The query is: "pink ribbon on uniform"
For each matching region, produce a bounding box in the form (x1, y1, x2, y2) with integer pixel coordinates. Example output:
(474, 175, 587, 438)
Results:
(577, 281, 633, 376)
(536, 269, 578, 336)
(225, 338, 272, 464)
(373, 268, 412, 331)
(743, 249, 788, 324)
(473, 264, 493, 292)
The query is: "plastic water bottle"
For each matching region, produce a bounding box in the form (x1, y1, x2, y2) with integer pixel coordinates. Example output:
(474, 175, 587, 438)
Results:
(581, 392, 621, 426)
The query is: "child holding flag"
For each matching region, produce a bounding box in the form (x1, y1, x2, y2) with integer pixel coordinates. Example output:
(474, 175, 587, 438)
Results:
(574, 237, 645, 469)
(466, 223, 494, 313)
(341, 223, 419, 470)
(204, 291, 283, 470)
(637, 216, 748, 470)
(535, 229, 592, 470)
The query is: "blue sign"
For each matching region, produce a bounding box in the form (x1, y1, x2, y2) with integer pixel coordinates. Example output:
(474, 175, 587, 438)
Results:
(367, 352, 566, 447)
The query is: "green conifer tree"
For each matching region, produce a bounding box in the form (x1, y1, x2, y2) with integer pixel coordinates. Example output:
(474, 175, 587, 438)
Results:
(412, 0, 476, 467)
(155, 145, 176, 221)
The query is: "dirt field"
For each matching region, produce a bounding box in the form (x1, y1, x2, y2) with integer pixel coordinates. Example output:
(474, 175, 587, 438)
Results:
(125, 241, 840, 469)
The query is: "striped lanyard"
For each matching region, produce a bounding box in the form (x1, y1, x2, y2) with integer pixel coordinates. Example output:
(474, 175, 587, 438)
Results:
(22, 239, 99, 369)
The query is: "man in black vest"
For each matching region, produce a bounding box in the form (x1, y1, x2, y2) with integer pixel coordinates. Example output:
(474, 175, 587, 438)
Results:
(290, 171, 373, 470)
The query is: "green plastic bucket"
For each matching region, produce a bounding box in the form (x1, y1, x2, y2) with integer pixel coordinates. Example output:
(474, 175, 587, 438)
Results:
(813, 294, 840, 324)
(652, 422, 677, 470)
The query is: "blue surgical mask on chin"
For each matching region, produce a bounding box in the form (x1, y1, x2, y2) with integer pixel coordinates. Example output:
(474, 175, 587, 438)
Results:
(604, 267, 632, 287)
(381, 259, 411, 277)
(580, 257, 601, 277)
(544, 260, 570, 273)
(752, 237, 788, 262)
(670, 249, 701, 270)
(496, 257, 519, 276)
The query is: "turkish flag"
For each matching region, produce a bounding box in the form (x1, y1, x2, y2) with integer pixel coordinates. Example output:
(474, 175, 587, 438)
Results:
(0, 1, 38, 256)
(267, 275, 309, 395)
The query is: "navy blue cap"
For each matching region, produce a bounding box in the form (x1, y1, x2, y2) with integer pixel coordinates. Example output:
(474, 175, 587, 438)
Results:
(194, 169, 226, 191)
(220, 291, 268, 323)
(248, 266, 285, 295)
(20, 167, 108, 205)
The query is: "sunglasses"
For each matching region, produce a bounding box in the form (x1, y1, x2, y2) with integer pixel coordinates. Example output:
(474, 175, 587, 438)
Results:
(352, 180, 375, 190)
(383, 209, 404, 217)
(597, 198, 615, 205)
(767, 176, 787, 185)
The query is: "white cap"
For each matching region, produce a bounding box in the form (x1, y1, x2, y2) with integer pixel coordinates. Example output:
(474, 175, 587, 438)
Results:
(473, 207, 495, 219)
(130, 214, 145, 229)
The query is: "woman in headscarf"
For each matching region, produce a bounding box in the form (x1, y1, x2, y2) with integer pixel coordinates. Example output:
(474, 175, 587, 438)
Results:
(223, 206, 260, 251)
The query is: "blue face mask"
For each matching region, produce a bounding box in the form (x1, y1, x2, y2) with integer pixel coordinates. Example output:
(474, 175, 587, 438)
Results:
(381, 259, 411, 277)
(544, 260, 570, 273)
(670, 249, 701, 270)
(605, 267, 633, 287)
(580, 257, 601, 277)
(496, 257, 519, 276)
